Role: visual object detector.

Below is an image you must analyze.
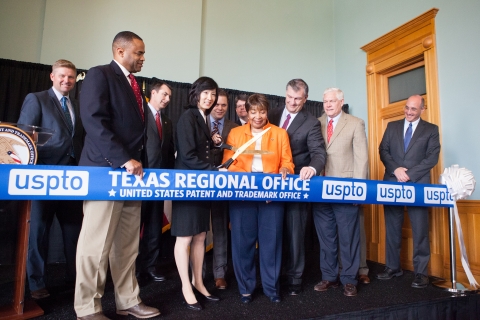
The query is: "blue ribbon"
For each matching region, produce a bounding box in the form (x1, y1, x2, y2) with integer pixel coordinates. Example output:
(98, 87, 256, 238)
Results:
(0, 165, 453, 207)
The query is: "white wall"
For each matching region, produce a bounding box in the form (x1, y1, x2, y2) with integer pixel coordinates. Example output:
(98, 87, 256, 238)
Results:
(333, 0, 480, 198)
(40, 0, 203, 82)
(201, 0, 335, 101)
(0, 0, 46, 62)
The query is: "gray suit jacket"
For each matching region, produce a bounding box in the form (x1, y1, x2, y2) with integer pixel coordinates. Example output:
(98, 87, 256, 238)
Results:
(145, 110, 175, 169)
(17, 88, 84, 165)
(318, 112, 368, 179)
(269, 107, 326, 175)
(207, 115, 239, 167)
(379, 118, 440, 183)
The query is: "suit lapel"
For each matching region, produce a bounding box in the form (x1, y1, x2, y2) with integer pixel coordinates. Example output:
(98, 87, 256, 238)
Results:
(110, 61, 144, 122)
(194, 109, 211, 139)
(48, 88, 72, 134)
(287, 110, 305, 135)
(327, 113, 348, 148)
(405, 119, 426, 154)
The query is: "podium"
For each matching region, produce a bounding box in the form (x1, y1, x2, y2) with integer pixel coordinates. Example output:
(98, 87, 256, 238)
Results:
(0, 123, 53, 319)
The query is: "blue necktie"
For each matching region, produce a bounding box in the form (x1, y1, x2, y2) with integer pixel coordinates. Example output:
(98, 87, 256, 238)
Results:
(61, 96, 73, 132)
(61, 96, 75, 158)
(404, 122, 412, 152)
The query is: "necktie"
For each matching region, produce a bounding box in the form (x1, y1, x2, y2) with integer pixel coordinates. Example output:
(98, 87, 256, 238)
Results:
(282, 114, 291, 129)
(61, 96, 75, 158)
(155, 112, 163, 140)
(327, 119, 333, 143)
(404, 122, 412, 152)
(61, 96, 73, 132)
(211, 120, 220, 136)
(128, 74, 145, 121)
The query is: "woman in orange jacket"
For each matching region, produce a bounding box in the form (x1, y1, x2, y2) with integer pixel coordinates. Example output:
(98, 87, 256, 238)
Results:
(222, 93, 294, 303)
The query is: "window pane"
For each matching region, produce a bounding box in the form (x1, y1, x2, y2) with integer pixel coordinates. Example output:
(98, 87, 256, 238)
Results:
(388, 66, 426, 104)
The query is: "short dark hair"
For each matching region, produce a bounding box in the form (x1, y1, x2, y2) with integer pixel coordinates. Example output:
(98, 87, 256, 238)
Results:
(235, 94, 248, 105)
(286, 79, 309, 96)
(189, 77, 219, 115)
(112, 31, 143, 50)
(217, 88, 228, 98)
(148, 80, 172, 99)
(52, 59, 76, 73)
(245, 93, 269, 113)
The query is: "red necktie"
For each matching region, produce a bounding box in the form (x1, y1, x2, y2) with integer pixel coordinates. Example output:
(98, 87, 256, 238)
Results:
(211, 120, 220, 136)
(282, 114, 291, 129)
(128, 74, 144, 121)
(327, 119, 333, 143)
(155, 112, 162, 140)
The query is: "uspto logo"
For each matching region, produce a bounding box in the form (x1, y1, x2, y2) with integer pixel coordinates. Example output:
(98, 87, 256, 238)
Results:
(0, 124, 37, 164)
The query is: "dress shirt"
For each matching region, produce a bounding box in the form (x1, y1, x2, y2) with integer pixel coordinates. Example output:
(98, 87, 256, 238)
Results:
(210, 117, 225, 135)
(327, 111, 343, 133)
(52, 86, 75, 125)
(404, 118, 421, 137)
(251, 132, 263, 173)
(280, 107, 299, 130)
(148, 103, 161, 122)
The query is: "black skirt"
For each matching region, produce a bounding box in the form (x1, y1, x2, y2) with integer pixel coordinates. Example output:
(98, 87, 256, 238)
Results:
(171, 200, 211, 236)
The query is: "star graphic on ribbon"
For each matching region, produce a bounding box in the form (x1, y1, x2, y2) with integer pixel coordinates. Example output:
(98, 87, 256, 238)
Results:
(108, 189, 117, 197)
(303, 193, 309, 199)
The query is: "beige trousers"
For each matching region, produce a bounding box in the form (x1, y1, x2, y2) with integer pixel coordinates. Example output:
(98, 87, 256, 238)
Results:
(74, 200, 142, 317)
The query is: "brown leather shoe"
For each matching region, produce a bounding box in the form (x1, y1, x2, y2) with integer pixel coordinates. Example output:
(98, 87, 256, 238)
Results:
(31, 288, 50, 299)
(77, 311, 110, 320)
(215, 278, 227, 289)
(344, 283, 357, 297)
(116, 302, 160, 318)
(358, 274, 370, 284)
(314, 280, 339, 292)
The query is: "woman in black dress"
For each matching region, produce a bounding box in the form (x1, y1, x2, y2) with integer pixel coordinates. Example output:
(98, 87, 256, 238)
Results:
(172, 77, 224, 311)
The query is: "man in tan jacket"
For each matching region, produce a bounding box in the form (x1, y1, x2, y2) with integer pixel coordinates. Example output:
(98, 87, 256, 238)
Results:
(312, 88, 368, 297)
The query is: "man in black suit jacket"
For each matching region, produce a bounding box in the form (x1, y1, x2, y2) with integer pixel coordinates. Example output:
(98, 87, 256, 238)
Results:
(377, 95, 440, 289)
(74, 31, 160, 319)
(268, 79, 326, 295)
(136, 80, 175, 282)
(207, 89, 238, 289)
(17, 59, 84, 300)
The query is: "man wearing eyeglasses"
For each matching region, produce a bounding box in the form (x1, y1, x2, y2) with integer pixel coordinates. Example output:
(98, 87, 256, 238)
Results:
(234, 94, 249, 125)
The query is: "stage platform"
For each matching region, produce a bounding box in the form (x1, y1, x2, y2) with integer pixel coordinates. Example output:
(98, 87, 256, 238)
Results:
(1, 247, 478, 319)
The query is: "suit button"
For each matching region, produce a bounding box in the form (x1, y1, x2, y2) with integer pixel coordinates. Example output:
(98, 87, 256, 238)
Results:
(206, 156, 209, 159)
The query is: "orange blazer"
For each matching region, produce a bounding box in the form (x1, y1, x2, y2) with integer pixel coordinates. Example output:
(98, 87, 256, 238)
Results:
(222, 122, 294, 174)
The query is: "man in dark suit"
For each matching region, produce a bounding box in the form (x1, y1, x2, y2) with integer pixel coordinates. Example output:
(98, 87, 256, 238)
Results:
(377, 94, 440, 289)
(74, 31, 160, 319)
(268, 79, 326, 295)
(136, 80, 175, 282)
(17, 59, 84, 300)
(234, 94, 248, 125)
(207, 89, 238, 289)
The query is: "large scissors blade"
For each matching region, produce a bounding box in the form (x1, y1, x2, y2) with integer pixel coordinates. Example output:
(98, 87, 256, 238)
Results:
(220, 144, 273, 154)
(219, 127, 271, 168)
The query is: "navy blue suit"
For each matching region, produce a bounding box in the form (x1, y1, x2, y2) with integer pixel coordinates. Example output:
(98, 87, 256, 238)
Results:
(74, 60, 147, 315)
(17, 87, 84, 291)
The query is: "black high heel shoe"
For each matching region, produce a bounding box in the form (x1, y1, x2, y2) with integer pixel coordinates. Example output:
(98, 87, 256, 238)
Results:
(192, 286, 220, 302)
(182, 300, 203, 311)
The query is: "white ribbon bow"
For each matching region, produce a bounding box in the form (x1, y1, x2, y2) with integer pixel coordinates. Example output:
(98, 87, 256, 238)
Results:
(440, 165, 478, 288)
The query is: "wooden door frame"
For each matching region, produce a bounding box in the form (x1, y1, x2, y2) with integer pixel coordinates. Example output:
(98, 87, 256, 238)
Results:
(360, 8, 447, 277)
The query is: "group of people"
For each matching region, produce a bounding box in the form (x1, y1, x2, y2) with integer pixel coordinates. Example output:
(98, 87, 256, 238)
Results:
(16, 30, 440, 320)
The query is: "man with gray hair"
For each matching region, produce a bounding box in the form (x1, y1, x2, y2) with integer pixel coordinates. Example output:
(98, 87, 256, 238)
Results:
(313, 88, 368, 297)
(268, 79, 326, 295)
